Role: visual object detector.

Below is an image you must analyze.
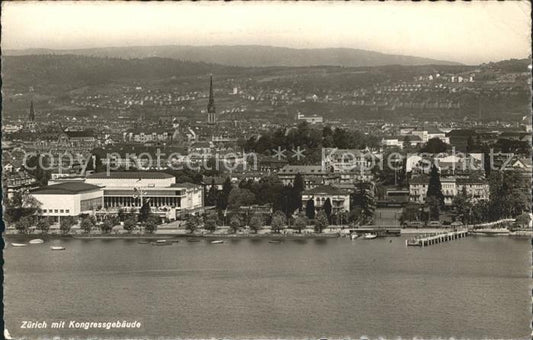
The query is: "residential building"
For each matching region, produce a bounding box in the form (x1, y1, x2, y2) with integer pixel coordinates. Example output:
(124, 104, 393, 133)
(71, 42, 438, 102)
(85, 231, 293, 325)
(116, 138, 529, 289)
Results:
(409, 175, 489, 206)
(301, 184, 351, 213)
(277, 165, 339, 189)
(296, 113, 323, 124)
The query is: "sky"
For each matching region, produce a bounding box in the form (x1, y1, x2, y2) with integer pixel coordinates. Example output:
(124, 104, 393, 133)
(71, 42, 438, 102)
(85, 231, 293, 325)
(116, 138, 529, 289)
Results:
(1, 1, 531, 65)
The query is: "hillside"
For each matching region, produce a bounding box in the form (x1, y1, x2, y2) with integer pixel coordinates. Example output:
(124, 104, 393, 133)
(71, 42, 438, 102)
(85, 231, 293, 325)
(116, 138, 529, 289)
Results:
(4, 45, 461, 67)
(1, 54, 239, 91)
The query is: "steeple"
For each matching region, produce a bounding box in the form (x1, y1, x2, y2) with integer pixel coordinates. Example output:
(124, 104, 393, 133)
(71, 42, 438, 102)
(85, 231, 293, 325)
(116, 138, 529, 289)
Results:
(207, 75, 215, 114)
(207, 75, 216, 124)
(28, 100, 35, 122)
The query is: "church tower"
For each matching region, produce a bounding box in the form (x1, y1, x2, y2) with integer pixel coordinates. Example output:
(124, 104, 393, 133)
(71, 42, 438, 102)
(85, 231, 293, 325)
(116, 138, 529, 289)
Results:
(207, 76, 216, 125)
(28, 100, 35, 122)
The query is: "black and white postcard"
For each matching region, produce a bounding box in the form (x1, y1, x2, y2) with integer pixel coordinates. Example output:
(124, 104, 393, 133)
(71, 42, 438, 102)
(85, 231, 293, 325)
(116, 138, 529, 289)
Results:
(1, 1, 532, 339)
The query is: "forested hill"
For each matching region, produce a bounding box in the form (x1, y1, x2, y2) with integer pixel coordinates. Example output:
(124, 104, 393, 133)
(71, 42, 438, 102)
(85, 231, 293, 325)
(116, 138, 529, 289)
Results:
(2, 54, 239, 90)
(5, 45, 461, 67)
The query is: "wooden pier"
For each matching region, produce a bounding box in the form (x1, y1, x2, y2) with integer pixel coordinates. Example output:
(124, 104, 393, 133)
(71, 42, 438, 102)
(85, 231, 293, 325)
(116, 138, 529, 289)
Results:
(406, 229, 469, 247)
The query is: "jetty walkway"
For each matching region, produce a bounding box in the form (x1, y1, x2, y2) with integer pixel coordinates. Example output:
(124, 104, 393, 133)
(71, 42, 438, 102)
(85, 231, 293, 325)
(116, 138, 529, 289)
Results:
(406, 229, 469, 247)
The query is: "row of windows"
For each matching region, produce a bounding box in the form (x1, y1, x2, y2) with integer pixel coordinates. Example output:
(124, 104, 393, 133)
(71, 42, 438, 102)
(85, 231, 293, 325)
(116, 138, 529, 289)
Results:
(42, 209, 70, 214)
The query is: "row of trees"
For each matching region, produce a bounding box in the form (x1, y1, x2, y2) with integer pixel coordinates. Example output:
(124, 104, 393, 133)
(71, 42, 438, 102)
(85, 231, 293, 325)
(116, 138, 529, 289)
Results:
(182, 208, 333, 234)
(8, 195, 162, 235)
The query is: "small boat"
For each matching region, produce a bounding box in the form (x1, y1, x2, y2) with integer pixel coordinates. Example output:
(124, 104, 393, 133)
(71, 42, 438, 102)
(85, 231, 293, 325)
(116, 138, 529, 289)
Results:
(363, 233, 378, 239)
(137, 240, 150, 244)
(169, 240, 180, 243)
(151, 240, 171, 246)
(350, 234, 360, 240)
(11, 243, 27, 247)
(50, 246, 65, 251)
(29, 239, 44, 244)
(210, 240, 224, 244)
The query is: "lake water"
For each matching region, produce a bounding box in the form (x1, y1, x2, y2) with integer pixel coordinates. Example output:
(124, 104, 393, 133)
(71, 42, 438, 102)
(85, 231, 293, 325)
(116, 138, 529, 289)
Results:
(4, 236, 531, 339)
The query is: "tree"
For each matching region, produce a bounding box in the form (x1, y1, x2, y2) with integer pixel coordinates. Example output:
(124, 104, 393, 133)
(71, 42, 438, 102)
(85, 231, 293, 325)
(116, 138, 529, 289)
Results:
(352, 183, 376, 225)
(314, 211, 329, 233)
(488, 170, 531, 219)
(60, 216, 77, 235)
(420, 138, 448, 154)
(323, 198, 333, 223)
(123, 215, 137, 233)
(426, 196, 441, 221)
(292, 173, 305, 211)
(204, 217, 217, 232)
(515, 213, 531, 228)
(101, 219, 113, 234)
(249, 213, 264, 233)
(216, 177, 233, 210)
(36, 218, 51, 234)
(360, 188, 376, 224)
(229, 215, 243, 233)
(145, 215, 159, 234)
(452, 187, 474, 224)
(400, 203, 422, 225)
(16, 216, 33, 234)
(205, 179, 218, 206)
(426, 164, 444, 220)
(117, 208, 126, 222)
(228, 188, 256, 209)
(138, 201, 151, 223)
(25, 154, 50, 186)
(4, 191, 42, 224)
(184, 215, 199, 233)
(305, 198, 315, 220)
(271, 210, 286, 233)
(293, 214, 307, 233)
(80, 217, 95, 234)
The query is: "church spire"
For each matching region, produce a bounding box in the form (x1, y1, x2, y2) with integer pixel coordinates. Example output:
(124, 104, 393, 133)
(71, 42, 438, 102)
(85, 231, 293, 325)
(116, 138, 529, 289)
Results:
(207, 75, 215, 114)
(28, 100, 35, 122)
(207, 75, 216, 124)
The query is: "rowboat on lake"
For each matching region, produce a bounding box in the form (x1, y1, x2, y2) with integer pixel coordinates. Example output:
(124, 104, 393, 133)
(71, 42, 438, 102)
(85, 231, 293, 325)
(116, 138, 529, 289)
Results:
(210, 240, 224, 244)
(11, 243, 27, 247)
(50, 246, 65, 251)
(152, 240, 171, 246)
(29, 239, 44, 244)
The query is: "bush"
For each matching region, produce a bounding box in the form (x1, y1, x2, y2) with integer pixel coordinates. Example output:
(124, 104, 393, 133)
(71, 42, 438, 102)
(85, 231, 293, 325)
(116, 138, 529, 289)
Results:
(314, 211, 329, 233)
(59, 216, 77, 234)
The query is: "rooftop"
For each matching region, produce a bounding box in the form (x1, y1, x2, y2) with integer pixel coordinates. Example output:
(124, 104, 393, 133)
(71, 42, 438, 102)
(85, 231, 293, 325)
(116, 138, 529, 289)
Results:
(32, 182, 101, 195)
(278, 165, 326, 175)
(87, 172, 174, 180)
(303, 184, 349, 196)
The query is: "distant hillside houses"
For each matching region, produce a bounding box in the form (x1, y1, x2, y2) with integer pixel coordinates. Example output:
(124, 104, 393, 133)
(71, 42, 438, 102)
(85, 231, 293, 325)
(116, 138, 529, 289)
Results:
(296, 112, 323, 124)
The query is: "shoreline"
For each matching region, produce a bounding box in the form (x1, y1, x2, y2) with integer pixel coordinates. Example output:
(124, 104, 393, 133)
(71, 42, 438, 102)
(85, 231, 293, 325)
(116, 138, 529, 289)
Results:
(4, 228, 531, 240)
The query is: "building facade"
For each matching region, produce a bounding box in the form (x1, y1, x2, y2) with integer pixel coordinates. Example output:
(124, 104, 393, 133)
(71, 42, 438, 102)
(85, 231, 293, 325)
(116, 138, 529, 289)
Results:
(31, 182, 104, 218)
(85, 171, 203, 217)
(409, 175, 489, 206)
(301, 184, 351, 213)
